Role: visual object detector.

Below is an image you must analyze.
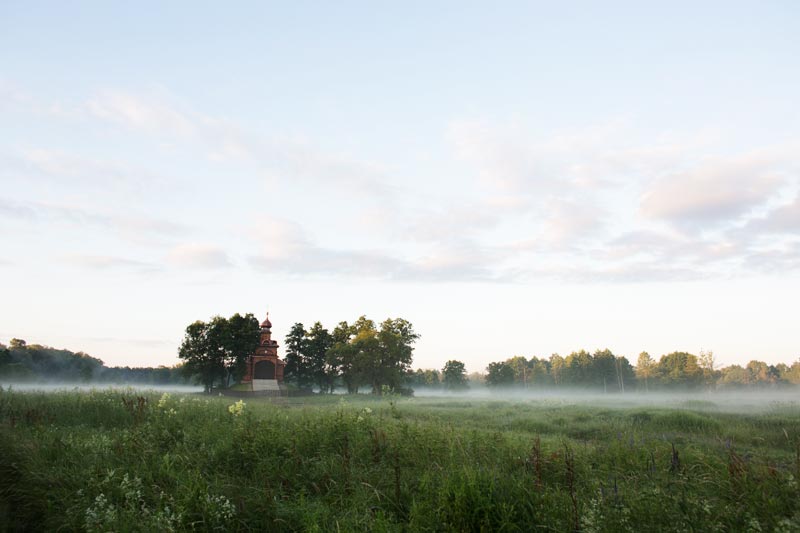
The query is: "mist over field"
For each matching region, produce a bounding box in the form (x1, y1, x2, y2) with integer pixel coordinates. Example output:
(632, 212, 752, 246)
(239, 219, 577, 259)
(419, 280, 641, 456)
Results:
(404, 386, 800, 412)
(0, 382, 203, 394)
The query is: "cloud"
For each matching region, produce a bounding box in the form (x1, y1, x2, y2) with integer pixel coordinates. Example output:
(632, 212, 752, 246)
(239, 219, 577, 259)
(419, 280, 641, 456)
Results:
(64, 254, 160, 273)
(248, 216, 510, 282)
(0, 198, 36, 219)
(744, 193, 800, 236)
(639, 154, 786, 228)
(0, 197, 188, 240)
(85, 89, 398, 199)
(87, 90, 196, 137)
(167, 244, 232, 269)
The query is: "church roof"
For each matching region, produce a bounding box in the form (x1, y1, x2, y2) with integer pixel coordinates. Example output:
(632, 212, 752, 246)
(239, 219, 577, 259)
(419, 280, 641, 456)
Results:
(260, 312, 272, 328)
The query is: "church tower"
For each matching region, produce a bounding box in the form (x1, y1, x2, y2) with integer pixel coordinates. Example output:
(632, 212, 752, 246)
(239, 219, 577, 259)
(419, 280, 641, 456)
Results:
(241, 312, 286, 392)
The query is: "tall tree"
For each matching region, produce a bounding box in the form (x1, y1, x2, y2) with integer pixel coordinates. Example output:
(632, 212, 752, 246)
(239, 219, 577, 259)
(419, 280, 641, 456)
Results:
(375, 318, 418, 394)
(549, 354, 565, 386)
(178, 321, 220, 393)
(636, 352, 655, 392)
(306, 322, 333, 393)
(699, 349, 716, 389)
(442, 360, 468, 390)
(327, 321, 354, 392)
(485, 361, 515, 387)
(284, 322, 310, 387)
(224, 313, 260, 386)
(349, 317, 381, 394)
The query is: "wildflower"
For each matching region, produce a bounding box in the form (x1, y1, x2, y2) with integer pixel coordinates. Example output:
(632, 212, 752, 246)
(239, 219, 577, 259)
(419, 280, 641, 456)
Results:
(228, 400, 245, 416)
(157, 393, 170, 409)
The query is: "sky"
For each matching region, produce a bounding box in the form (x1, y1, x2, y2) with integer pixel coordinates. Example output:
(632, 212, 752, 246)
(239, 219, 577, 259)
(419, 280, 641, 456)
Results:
(1, 1, 799, 372)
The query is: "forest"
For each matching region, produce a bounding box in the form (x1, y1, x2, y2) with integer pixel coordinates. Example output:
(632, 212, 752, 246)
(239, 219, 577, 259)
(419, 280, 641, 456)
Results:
(0, 338, 189, 385)
(4, 325, 799, 393)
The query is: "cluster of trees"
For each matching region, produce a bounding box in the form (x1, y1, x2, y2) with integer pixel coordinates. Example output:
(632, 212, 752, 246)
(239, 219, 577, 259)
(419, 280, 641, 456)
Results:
(283, 316, 418, 395)
(408, 360, 469, 391)
(177, 313, 261, 393)
(458, 349, 800, 391)
(0, 338, 188, 384)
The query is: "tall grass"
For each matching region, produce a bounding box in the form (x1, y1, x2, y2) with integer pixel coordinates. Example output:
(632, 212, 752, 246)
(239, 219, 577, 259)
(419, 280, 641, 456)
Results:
(1, 388, 799, 531)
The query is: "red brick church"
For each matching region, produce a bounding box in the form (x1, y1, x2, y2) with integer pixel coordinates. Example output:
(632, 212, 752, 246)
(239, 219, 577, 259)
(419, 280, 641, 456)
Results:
(241, 312, 287, 394)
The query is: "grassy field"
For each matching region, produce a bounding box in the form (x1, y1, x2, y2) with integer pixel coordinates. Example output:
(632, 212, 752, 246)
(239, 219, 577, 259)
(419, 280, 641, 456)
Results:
(1, 388, 799, 532)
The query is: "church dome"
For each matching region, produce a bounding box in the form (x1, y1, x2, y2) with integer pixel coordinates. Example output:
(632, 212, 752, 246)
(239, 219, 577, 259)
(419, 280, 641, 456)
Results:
(260, 312, 272, 328)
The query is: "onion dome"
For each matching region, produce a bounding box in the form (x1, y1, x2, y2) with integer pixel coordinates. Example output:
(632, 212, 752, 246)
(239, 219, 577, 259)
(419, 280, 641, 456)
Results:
(260, 312, 272, 328)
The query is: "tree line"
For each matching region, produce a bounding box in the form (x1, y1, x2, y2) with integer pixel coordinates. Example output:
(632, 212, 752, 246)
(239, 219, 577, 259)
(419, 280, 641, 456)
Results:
(411, 349, 800, 391)
(283, 316, 418, 395)
(0, 338, 189, 384)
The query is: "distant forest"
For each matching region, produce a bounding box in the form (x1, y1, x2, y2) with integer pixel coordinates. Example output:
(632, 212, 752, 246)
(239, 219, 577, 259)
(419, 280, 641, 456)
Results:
(0, 339, 189, 385)
(413, 350, 800, 391)
(3, 336, 799, 392)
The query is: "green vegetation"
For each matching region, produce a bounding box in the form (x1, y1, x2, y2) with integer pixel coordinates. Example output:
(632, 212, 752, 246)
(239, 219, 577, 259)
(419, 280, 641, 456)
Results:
(2, 389, 799, 531)
(283, 317, 418, 396)
(420, 349, 800, 392)
(0, 339, 188, 385)
(178, 313, 261, 393)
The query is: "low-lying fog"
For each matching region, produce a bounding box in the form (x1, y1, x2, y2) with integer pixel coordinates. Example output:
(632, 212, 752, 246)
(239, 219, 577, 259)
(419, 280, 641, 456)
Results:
(0, 382, 203, 394)
(409, 387, 800, 413)
(2, 382, 797, 413)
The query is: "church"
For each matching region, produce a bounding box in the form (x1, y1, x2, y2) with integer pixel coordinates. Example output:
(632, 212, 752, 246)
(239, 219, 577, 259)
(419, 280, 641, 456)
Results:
(240, 312, 287, 395)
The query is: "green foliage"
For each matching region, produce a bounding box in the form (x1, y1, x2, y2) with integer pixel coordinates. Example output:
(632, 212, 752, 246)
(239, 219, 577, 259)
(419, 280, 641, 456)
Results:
(485, 361, 515, 387)
(0, 340, 105, 382)
(2, 390, 799, 531)
(285, 316, 418, 395)
(177, 313, 260, 393)
(441, 360, 468, 390)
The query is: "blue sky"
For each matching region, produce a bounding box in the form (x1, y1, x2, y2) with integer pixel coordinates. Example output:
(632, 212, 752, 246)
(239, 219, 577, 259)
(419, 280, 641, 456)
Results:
(1, 1, 799, 371)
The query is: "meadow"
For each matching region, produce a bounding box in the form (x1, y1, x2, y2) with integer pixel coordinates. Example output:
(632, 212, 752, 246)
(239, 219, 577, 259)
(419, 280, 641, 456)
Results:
(1, 387, 799, 532)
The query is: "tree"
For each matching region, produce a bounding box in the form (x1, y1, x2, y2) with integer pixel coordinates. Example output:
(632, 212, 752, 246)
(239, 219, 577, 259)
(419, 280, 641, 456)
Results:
(549, 354, 565, 386)
(699, 349, 716, 389)
(223, 313, 260, 386)
(373, 318, 418, 394)
(178, 321, 220, 393)
(507, 356, 530, 387)
(329, 321, 359, 393)
(284, 322, 310, 387)
(592, 349, 618, 392)
(614, 356, 635, 393)
(9, 338, 26, 349)
(563, 350, 593, 386)
(442, 360, 468, 390)
(306, 322, 333, 393)
(410, 369, 441, 388)
(636, 352, 655, 392)
(178, 314, 261, 393)
(657, 352, 703, 388)
(485, 361, 515, 387)
(325, 321, 352, 393)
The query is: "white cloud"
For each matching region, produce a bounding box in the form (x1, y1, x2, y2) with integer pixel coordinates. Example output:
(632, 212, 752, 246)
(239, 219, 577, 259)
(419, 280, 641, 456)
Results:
(745, 193, 800, 236)
(64, 254, 159, 272)
(87, 90, 196, 137)
(0, 197, 189, 243)
(639, 154, 787, 228)
(167, 244, 232, 269)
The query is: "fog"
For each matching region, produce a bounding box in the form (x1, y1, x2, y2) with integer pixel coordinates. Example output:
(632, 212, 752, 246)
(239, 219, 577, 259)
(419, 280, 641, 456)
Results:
(410, 387, 800, 413)
(2, 382, 798, 414)
(0, 382, 203, 394)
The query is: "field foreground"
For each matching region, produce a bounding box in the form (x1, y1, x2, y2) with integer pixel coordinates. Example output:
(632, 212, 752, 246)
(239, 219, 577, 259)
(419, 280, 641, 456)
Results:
(1, 389, 799, 532)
